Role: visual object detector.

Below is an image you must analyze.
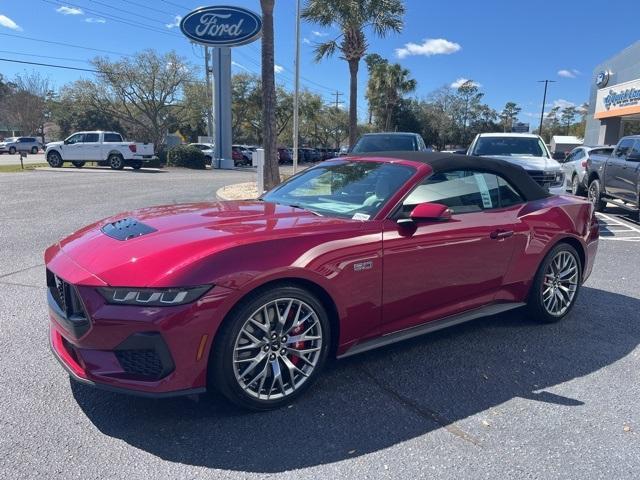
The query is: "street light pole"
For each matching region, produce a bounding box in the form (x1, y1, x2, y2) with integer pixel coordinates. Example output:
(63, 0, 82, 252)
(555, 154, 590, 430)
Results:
(292, 0, 301, 173)
(538, 79, 555, 138)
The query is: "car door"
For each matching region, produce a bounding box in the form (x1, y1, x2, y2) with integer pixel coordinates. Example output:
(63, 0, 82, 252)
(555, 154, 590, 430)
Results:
(61, 133, 85, 160)
(605, 138, 635, 198)
(380, 170, 521, 335)
(620, 140, 640, 203)
(81, 133, 101, 160)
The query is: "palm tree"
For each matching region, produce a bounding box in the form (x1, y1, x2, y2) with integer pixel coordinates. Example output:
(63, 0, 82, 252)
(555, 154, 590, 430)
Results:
(302, 0, 405, 147)
(260, 0, 280, 190)
(369, 62, 416, 130)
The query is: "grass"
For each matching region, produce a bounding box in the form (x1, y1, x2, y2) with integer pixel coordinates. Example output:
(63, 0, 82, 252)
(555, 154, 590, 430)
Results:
(0, 163, 49, 173)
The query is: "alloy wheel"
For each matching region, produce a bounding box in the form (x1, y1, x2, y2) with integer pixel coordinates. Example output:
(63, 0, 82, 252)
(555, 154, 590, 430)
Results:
(542, 251, 579, 316)
(571, 176, 579, 195)
(588, 182, 598, 206)
(232, 297, 323, 400)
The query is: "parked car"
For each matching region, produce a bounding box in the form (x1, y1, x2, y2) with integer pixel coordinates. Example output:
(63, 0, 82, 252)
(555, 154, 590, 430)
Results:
(301, 147, 321, 162)
(560, 146, 614, 196)
(586, 135, 640, 219)
(45, 131, 155, 170)
(189, 143, 215, 162)
(232, 144, 253, 165)
(467, 133, 564, 194)
(0, 136, 41, 155)
(231, 145, 246, 165)
(350, 132, 429, 154)
(278, 147, 292, 164)
(46, 152, 598, 410)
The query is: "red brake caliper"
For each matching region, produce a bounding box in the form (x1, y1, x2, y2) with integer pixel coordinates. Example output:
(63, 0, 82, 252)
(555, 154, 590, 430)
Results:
(289, 323, 305, 366)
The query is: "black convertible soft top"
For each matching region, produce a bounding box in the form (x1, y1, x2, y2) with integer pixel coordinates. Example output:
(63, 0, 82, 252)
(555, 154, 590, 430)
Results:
(351, 151, 550, 202)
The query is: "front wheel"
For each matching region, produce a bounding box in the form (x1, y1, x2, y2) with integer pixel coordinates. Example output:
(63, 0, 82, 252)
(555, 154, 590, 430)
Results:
(47, 151, 64, 168)
(8, 146, 16, 155)
(527, 243, 582, 323)
(571, 175, 585, 196)
(108, 154, 124, 170)
(210, 285, 330, 410)
(588, 178, 606, 212)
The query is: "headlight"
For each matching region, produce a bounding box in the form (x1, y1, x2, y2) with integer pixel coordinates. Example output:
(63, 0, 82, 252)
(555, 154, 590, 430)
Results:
(98, 285, 211, 306)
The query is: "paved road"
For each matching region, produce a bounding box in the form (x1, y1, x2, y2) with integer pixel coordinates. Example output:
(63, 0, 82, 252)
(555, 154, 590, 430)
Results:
(1, 170, 638, 479)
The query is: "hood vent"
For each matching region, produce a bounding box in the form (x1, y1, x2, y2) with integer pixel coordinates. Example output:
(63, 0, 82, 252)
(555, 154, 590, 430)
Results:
(101, 217, 157, 241)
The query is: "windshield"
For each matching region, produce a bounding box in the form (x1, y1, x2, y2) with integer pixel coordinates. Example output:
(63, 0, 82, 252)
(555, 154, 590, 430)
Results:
(351, 135, 417, 153)
(262, 161, 415, 219)
(473, 136, 549, 158)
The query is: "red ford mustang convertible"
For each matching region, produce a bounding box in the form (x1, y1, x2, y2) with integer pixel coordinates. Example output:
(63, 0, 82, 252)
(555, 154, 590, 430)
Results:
(46, 152, 599, 410)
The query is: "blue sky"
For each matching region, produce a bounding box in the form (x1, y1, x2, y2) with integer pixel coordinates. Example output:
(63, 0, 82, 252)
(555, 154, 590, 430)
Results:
(0, 0, 638, 125)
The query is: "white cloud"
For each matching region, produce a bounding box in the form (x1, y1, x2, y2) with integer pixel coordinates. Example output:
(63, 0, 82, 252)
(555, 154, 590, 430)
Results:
(553, 99, 576, 109)
(302, 38, 311, 45)
(85, 17, 106, 24)
(56, 6, 83, 15)
(395, 38, 461, 59)
(311, 30, 328, 37)
(558, 68, 580, 78)
(231, 61, 251, 72)
(166, 15, 181, 29)
(451, 77, 481, 89)
(0, 14, 22, 31)
(274, 64, 284, 74)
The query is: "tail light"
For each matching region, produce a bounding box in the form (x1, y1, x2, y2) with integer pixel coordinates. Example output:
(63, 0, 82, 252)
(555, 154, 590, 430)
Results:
(128, 144, 137, 153)
(581, 160, 587, 168)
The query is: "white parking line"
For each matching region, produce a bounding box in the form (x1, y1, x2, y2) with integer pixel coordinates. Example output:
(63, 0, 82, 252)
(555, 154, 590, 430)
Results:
(596, 212, 640, 242)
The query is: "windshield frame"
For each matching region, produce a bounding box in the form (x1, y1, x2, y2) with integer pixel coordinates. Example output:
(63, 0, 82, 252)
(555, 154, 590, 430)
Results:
(262, 159, 417, 220)
(472, 135, 551, 159)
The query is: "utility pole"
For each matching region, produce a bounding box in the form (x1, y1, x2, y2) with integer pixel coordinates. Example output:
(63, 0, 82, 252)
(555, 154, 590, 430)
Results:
(333, 90, 344, 110)
(538, 79, 555, 139)
(292, 0, 301, 173)
(204, 46, 214, 141)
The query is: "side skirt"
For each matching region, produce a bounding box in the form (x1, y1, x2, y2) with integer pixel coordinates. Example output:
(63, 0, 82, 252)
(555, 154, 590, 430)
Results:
(338, 302, 526, 359)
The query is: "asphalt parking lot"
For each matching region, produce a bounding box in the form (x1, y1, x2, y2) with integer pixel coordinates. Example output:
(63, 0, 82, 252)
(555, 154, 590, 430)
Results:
(1, 169, 639, 479)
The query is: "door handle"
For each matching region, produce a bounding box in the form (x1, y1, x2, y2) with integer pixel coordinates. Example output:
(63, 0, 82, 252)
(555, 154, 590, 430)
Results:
(490, 229, 514, 240)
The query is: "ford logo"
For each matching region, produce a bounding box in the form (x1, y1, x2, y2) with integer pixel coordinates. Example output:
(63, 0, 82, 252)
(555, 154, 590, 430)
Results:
(180, 6, 262, 47)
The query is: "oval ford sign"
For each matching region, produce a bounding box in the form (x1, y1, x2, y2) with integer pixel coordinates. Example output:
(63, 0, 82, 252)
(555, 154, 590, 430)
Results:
(180, 6, 262, 47)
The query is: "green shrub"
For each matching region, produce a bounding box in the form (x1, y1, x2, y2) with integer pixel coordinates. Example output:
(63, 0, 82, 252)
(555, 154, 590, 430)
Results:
(166, 145, 207, 169)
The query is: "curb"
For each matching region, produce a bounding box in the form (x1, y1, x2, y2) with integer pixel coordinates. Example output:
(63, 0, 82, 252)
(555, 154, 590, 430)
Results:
(216, 182, 259, 201)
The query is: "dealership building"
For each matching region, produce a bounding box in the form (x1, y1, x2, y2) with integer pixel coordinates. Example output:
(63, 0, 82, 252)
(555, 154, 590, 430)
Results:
(585, 40, 640, 145)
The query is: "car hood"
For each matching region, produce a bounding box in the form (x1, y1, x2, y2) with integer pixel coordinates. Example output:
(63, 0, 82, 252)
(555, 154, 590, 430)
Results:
(481, 155, 561, 171)
(47, 200, 353, 287)
(46, 141, 63, 148)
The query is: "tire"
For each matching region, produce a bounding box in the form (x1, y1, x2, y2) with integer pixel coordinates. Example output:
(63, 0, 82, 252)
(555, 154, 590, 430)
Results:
(108, 154, 124, 170)
(47, 151, 64, 168)
(71, 161, 85, 168)
(588, 178, 606, 212)
(131, 160, 143, 170)
(526, 243, 582, 323)
(8, 146, 16, 155)
(31, 146, 38, 154)
(571, 174, 585, 196)
(210, 284, 331, 410)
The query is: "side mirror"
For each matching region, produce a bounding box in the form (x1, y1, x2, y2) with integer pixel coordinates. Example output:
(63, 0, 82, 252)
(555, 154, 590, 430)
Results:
(627, 152, 640, 162)
(398, 202, 452, 226)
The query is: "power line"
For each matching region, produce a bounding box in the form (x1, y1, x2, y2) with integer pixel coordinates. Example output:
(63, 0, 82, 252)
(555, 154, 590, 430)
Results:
(159, 0, 192, 9)
(0, 50, 93, 64)
(115, 0, 177, 17)
(0, 32, 132, 57)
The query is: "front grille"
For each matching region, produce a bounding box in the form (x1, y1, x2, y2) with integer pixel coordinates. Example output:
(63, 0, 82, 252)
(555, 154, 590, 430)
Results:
(527, 170, 563, 188)
(47, 269, 89, 337)
(115, 349, 164, 379)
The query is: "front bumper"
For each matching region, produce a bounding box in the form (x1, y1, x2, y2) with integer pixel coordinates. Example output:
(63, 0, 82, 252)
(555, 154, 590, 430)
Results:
(47, 271, 235, 397)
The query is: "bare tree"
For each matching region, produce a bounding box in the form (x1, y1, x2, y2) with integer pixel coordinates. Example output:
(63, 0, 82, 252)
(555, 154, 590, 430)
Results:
(260, 0, 280, 190)
(80, 50, 194, 148)
(3, 72, 51, 141)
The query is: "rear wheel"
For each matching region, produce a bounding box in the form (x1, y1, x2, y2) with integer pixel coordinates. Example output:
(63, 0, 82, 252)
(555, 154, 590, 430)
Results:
(210, 285, 330, 410)
(527, 243, 582, 323)
(31, 146, 38, 154)
(131, 160, 143, 170)
(108, 154, 124, 170)
(71, 161, 85, 168)
(588, 178, 606, 212)
(47, 151, 64, 168)
(571, 174, 585, 196)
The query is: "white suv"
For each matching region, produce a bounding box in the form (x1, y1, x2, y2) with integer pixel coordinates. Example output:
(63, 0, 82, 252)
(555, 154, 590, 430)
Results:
(467, 133, 564, 194)
(0, 136, 41, 155)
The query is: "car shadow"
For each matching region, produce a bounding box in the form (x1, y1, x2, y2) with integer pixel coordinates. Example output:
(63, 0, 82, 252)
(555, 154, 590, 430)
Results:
(71, 286, 640, 473)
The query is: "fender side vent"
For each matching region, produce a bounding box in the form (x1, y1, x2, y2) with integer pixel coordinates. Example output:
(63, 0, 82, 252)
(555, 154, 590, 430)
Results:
(101, 217, 157, 241)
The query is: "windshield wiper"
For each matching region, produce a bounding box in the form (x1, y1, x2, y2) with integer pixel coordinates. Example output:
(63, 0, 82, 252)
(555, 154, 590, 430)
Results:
(278, 202, 322, 216)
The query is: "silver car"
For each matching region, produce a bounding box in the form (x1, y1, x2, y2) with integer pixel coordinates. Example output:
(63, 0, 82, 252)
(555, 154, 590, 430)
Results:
(560, 146, 613, 196)
(0, 136, 41, 154)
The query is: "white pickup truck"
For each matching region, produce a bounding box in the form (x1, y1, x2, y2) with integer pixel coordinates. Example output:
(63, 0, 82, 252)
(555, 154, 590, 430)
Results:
(45, 131, 155, 170)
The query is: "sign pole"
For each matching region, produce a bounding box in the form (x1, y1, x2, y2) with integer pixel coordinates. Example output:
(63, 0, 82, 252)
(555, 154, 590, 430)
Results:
(292, 0, 301, 173)
(212, 47, 233, 168)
